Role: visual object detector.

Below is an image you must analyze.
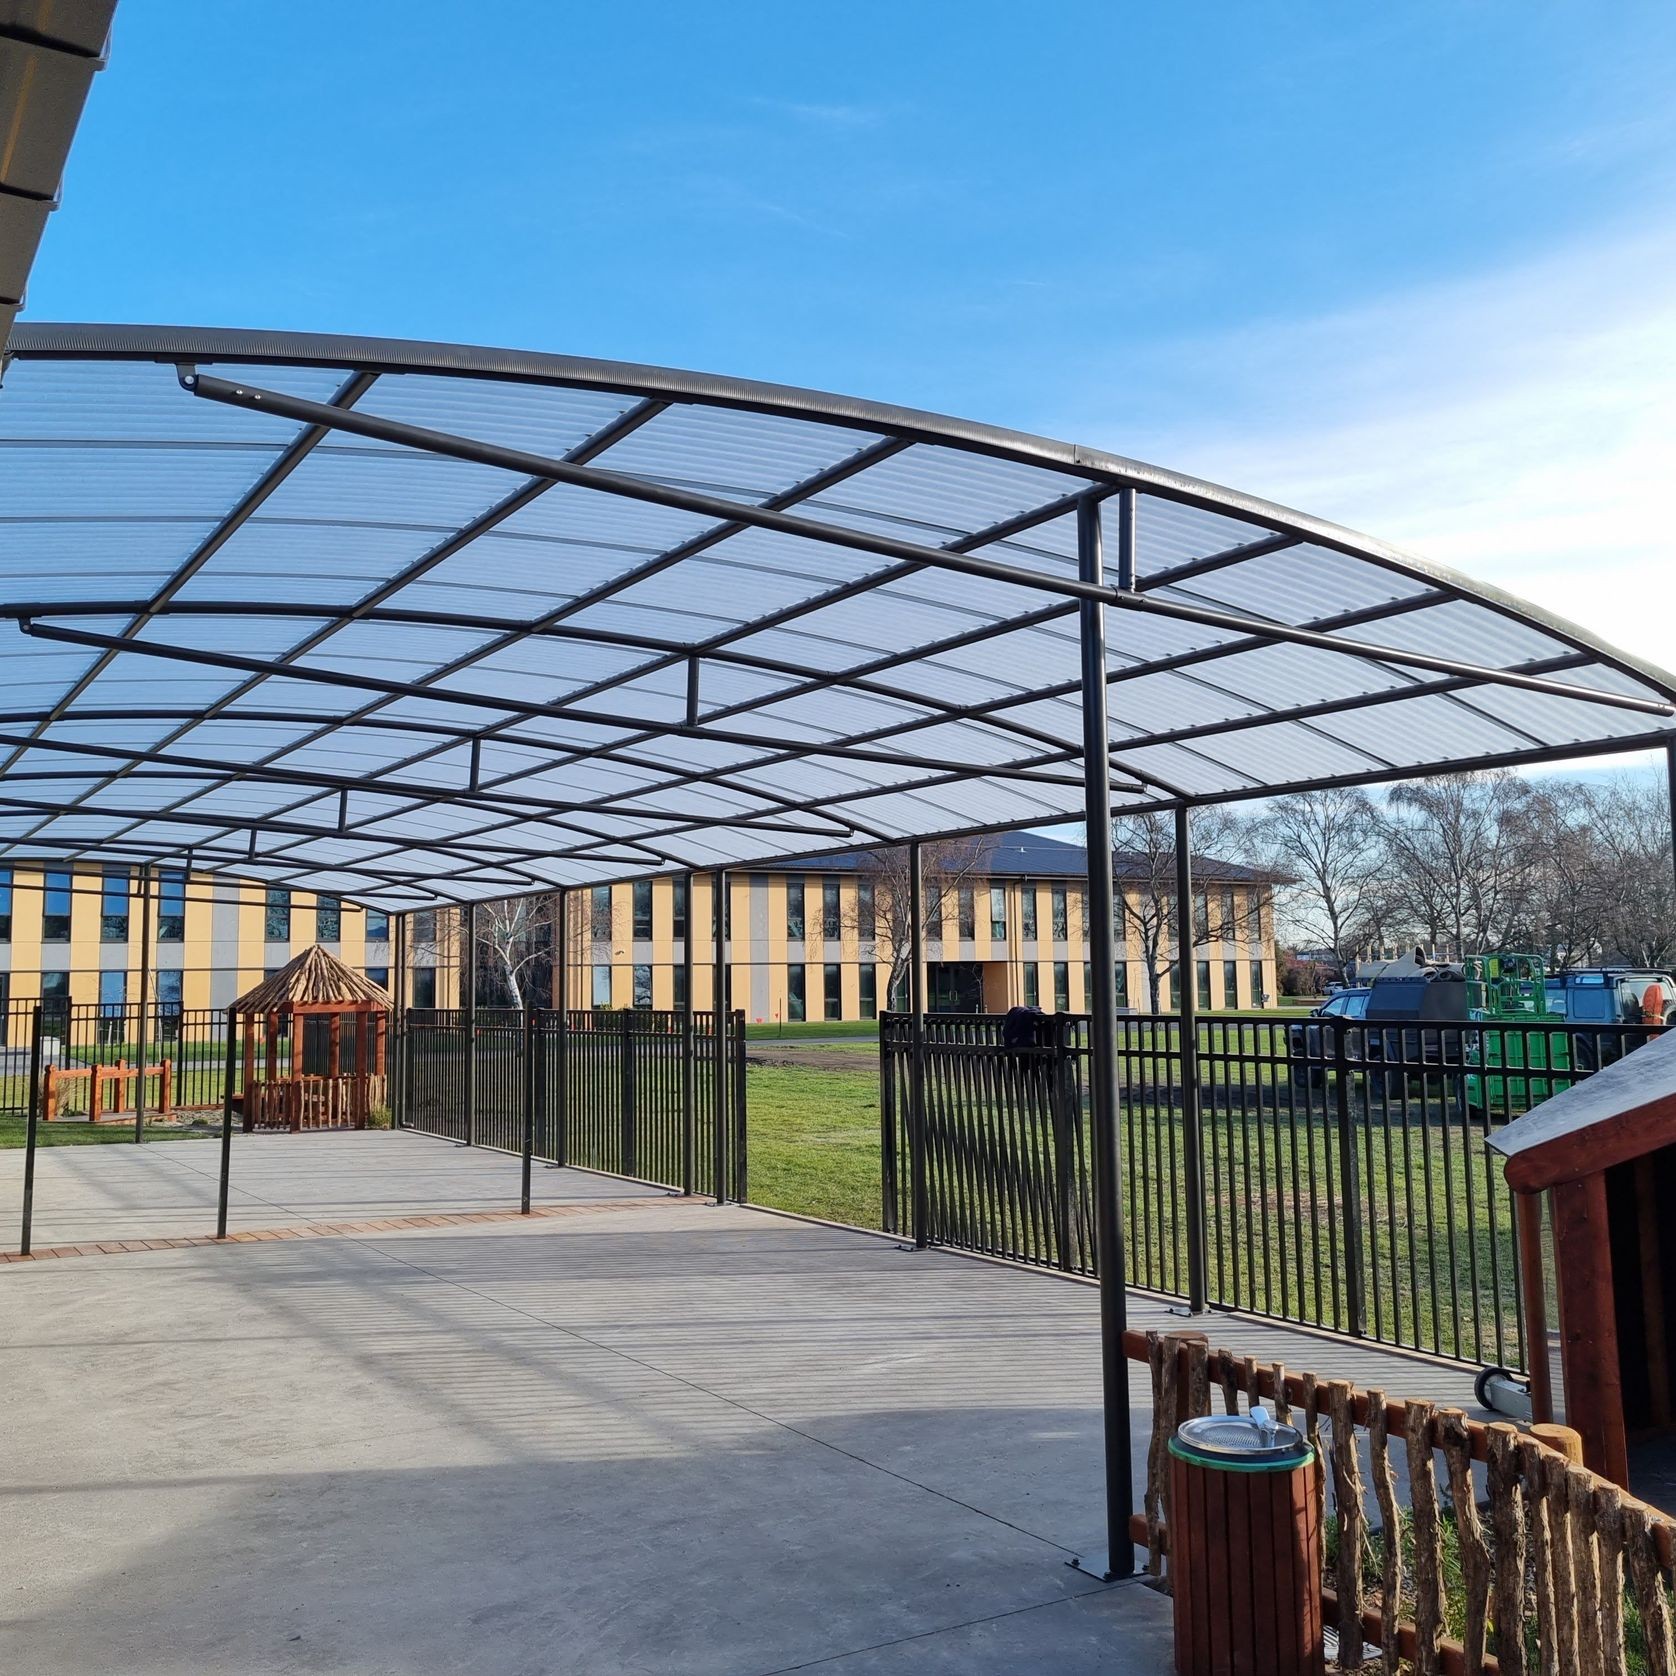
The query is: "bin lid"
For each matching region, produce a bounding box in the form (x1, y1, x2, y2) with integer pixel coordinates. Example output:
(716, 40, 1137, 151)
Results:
(1168, 1410, 1314, 1472)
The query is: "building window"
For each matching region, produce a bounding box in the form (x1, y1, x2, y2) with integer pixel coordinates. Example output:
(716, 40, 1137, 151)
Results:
(265, 888, 290, 941)
(413, 908, 436, 944)
(1223, 959, 1239, 1009)
(1165, 960, 1180, 1009)
(412, 968, 437, 1008)
(1052, 961, 1069, 1013)
(858, 880, 875, 939)
(990, 886, 1006, 941)
(632, 881, 652, 940)
(888, 967, 908, 1011)
(590, 885, 612, 941)
(859, 963, 876, 1020)
(1251, 960, 1266, 1008)
(1114, 962, 1128, 1008)
(1220, 888, 1238, 941)
(1023, 965, 1039, 1008)
(1193, 891, 1210, 942)
(1196, 959, 1212, 1009)
(41, 970, 69, 1028)
(1050, 886, 1068, 940)
(712, 882, 733, 938)
(786, 877, 805, 940)
(366, 907, 389, 941)
(100, 867, 130, 943)
(365, 966, 390, 991)
(43, 870, 71, 942)
(0, 867, 10, 940)
(99, 969, 126, 1010)
(592, 964, 612, 1007)
(957, 886, 975, 941)
(156, 970, 183, 1024)
(787, 963, 806, 1022)
(1020, 887, 1037, 940)
(158, 870, 186, 941)
(316, 895, 341, 942)
(672, 877, 688, 942)
(822, 879, 840, 940)
(922, 883, 941, 939)
(823, 962, 842, 1021)
(672, 963, 687, 1010)
(632, 963, 652, 1008)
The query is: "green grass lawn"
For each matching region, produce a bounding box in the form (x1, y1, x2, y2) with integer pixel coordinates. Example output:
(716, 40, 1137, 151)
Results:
(744, 1019, 879, 1040)
(744, 1063, 885, 1228)
(0, 1113, 218, 1147)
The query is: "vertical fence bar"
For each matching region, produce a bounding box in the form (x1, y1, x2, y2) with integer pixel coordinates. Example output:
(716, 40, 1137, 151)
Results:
(908, 840, 929, 1250)
(19, 1004, 43, 1256)
(681, 872, 695, 1195)
(216, 1006, 237, 1240)
(1174, 808, 1209, 1313)
(620, 1010, 638, 1178)
(733, 1009, 748, 1202)
(712, 868, 729, 1205)
(1078, 487, 1135, 1579)
(555, 891, 569, 1167)
(134, 863, 152, 1143)
(1333, 1015, 1367, 1338)
(393, 911, 407, 1128)
(464, 902, 478, 1146)
(1667, 738, 1676, 909)
(520, 1004, 536, 1214)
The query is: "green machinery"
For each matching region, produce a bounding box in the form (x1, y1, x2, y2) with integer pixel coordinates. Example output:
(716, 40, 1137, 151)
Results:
(1463, 952, 1571, 1116)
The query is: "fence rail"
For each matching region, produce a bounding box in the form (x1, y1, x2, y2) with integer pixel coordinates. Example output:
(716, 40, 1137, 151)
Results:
(399, 1007, 745, 1197)
(1135, 1328, 1676, 1675)
(882, 1011, 1664, 1372)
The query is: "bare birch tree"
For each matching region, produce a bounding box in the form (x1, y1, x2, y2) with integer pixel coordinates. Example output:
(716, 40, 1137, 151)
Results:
(1252, 788, 1383, 978)
(842, 837, 996, 1009)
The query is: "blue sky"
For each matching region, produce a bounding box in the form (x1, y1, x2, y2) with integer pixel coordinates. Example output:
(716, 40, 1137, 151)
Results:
(26, 1, 1676, 665)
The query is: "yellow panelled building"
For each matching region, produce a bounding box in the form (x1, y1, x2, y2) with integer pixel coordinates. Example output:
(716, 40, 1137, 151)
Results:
(539, 833, 1278, 1023)
(0, 864, 390, 1016)
(0, 834, 1276, 1026)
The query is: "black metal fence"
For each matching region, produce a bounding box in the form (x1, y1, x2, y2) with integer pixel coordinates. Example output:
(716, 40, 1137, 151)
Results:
(0, 1002, 249, 1121)
(399, 1007, 746, 1197)
(882, 1010, 1664, 1372)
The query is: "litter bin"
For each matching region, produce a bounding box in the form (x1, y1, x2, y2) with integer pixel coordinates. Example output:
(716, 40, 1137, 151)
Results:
(1168, 1408, 1323, 1676)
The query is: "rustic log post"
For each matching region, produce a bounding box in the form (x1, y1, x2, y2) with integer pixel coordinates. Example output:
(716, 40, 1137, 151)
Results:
(1569, 1465, 1606, 1676)
(1185, 1336, 1211, 1421)
(1544, 1450, 1580, 1674)
(1268, 1360, 1290, 1423)
(1328, 1380, 1366, 1668)
(1487, 1423, 1528, 1676)
(1366, 1388, 1403, 1676)
(1624, 1500, 1675, 1676)
(1219, 1353, 1240, 1416)
(1406, 1399, 1445, 1675)
(1145, 1331, 1178, 1578)
(1592, 1483, 1628, 1676)
(1518, 1436, 1560, 1676)
(1441, 1409, 1492, 1673)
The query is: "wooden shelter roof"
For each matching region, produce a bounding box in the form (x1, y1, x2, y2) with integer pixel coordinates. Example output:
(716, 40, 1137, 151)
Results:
(1487, 1031, 1676, 1191)
(231, 945, 392, 1016)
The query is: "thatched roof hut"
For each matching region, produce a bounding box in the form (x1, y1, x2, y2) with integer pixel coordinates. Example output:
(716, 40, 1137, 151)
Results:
(233, 944, 391, 1015)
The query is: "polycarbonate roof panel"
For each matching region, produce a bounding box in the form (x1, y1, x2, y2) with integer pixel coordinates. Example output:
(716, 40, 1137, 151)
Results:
(0, 325, 1670, 908)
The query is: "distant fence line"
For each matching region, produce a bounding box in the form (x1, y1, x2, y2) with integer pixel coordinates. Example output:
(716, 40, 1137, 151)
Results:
(881, 1011, 1665, 1372)
(397, 1007, 747, 1199)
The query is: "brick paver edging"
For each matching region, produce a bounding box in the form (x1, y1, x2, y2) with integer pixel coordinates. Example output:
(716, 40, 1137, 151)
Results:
(1, 1195, 680, 1263)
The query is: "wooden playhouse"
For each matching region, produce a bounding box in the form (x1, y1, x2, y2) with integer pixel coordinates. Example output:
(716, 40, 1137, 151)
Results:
(1490, 1030, 1676, 1490)
(232, 946, 392, 1132)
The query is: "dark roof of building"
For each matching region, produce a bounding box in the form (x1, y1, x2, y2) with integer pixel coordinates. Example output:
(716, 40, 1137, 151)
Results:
(754, 829, 1276, 883)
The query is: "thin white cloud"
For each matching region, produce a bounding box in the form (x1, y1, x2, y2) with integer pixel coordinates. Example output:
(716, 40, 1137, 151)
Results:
(1100, 214, 1676, 672)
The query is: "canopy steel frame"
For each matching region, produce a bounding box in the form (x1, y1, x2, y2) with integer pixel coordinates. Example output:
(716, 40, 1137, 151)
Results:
(10, 324, 1676, 1582)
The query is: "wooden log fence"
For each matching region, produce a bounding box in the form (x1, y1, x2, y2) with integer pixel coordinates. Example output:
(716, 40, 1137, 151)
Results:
(42, 1060, 174, 1121)
(1128, 1329, 1676, 1674)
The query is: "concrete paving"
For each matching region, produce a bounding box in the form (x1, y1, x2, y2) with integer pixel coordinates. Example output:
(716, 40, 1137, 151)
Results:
(0, 1131, 1480, 1675)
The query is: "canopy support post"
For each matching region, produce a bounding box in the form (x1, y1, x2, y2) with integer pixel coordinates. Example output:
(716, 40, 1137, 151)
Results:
(134, 862, 152, 1144)
(712, 869, 728, 1205)
(1071, 489, 1136, 1582)
(908, 839, 929, 1250)
(393, 911, 407, 1129)
(464, 901, 478, 1146)
(1666, 740, 1676, 915)
(1175, 806, 1209, 1314)
(681, 871, 696, 1196)
(216, 1006, 236, 1239)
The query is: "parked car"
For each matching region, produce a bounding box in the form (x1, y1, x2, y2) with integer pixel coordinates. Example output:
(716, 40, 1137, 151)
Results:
(1542, 968, 1675, 1071)
(1286, 987, 1371, 1088)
